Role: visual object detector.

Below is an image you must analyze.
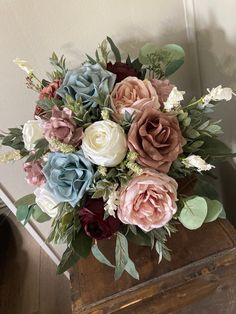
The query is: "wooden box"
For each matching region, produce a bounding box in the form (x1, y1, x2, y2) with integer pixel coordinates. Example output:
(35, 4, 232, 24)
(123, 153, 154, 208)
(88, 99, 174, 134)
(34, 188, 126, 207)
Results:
(70, 220, 236, 313)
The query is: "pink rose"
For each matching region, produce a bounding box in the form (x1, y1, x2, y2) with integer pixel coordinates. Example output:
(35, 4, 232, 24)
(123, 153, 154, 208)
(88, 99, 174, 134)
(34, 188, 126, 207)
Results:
(128, 104, 186, 173)
(43, 106, 83, 147)
(24, 161, 46, 186)
(151, 79, 175, 106)
(111, 77, 159, 121)
(39, 80, 61, 100)
(118, 169, 178, 231)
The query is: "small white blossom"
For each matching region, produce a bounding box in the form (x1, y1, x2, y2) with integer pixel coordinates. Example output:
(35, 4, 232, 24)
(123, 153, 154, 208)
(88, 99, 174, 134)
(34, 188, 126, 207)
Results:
(104, 190, 120, 217)
(163, 87, 185, 111)
(182, 155, 215, 172)
(202, 85, 235, 107)
(13, 58, 33, 75)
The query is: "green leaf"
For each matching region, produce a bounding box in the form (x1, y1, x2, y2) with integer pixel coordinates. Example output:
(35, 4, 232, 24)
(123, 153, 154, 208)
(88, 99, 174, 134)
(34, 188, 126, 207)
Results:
(163, 44, 185, 76)
(126, 229, 151, 246)
(32, 205, 51, 223)
(107, 36, 121, 62)
(72, 230, 92, 258)
(204, 198, 223, 223)
(57, 247, 80, 274)
(16, 205, 30, 222)
(86, 54, 97, 65)
(15, 193, 36, 224)
(138, 43, 159, 65)
(178, 196, 208, 230)
(200, 137, 233, 158)
(15, 194, 35, 208)
(115, 232, 139, 280)
(91, 243, 115, 268)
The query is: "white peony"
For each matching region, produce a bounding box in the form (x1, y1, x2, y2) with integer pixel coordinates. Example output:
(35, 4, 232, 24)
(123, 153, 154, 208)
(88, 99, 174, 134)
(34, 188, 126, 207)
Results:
(22, 119, 44, 151)
(182, 155, 215, 172)
(34, 187, 59, 218)
(163, 87, 185, 111)
(203, 85, 235, 107)
(81, 120, 127, 167)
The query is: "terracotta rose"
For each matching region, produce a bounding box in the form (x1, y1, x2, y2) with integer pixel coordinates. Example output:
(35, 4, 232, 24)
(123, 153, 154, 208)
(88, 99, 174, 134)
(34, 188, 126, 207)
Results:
(128, 105, 186, 173)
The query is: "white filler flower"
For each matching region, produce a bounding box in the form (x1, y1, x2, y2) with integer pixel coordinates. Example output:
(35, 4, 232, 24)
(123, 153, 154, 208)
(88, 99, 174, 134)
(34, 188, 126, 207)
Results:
(81, 120, 127, 167)
(163, 87, 185, 111)
(182, 155, 215, 172)
(34, 187, 59, 218)
(203, 85, 235, 106)
(104, 189, 120, 217)
(22, 119, 44, 151)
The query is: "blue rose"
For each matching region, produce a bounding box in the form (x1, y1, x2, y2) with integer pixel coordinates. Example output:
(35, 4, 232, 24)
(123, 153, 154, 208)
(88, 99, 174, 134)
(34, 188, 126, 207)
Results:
(57, 63, 116, 109)
(43, 151, 94, 207)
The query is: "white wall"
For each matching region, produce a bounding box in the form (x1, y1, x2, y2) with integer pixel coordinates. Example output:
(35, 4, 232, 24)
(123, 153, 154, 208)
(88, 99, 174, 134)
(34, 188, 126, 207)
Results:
(1, 0, 235, 257)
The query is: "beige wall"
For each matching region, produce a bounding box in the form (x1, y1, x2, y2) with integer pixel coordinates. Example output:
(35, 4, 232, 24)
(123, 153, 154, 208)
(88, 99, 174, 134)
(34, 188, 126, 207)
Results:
(1, 0, 236, 256)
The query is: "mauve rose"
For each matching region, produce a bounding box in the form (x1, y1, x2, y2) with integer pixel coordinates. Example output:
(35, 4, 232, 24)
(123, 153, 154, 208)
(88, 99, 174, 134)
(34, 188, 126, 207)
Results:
(128, 104, 186, 173)
(43, 106, 83, 147)
(111, 77, 159, 121)
(39, 80, 61, 100)
(79, 198, 121, 240)
(24, 161, 46, 186)
(107, 62, 139, 83)
(118, 169, 178, 231)
(151, 79, 175, 105)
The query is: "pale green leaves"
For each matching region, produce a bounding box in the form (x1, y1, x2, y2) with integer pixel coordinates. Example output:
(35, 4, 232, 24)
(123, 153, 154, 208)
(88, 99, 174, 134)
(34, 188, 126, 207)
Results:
(178, 195, 224, 230)
(115, 232, 139, 280)
(139, 43, 185, 78)
(92, 243, 115, 268)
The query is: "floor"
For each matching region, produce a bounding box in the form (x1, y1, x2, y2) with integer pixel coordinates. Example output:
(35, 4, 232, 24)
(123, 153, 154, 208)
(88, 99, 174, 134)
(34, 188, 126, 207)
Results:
(0, 206, 72, 314)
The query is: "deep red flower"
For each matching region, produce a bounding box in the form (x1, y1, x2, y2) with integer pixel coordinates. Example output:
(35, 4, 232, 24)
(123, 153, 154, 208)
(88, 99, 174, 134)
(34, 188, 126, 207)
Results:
(107, 62, 139, 83)
(79, 198, 121, 240)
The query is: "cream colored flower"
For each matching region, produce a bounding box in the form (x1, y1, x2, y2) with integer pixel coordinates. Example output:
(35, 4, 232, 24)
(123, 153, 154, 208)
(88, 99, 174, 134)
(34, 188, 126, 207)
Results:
(182, 155, 214, 172)
(13, 58, 33, 75)
(22, 119, 44, 151)
(104, 189, 120, 217)
(0, 150, 21, 163)
(203, 85, 235, 107)
(163, 87, 185, 111)
(34, 187, 59, 218)
(81, 120, 127, 167)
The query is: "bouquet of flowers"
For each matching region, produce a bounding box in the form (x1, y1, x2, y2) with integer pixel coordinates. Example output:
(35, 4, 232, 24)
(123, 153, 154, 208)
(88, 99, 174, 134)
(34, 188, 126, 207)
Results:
(1, 37, 235, 279)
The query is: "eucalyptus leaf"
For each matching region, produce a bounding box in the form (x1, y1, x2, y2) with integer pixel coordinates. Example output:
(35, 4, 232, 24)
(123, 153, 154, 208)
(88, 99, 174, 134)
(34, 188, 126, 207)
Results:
(178, 196, 208, 230)
(163, 44, 185, 76)
(32, 205, 51, 223)
(138, 43, 159, 65)
(204, 198, 223, 223)
(15, 194, 35, 208)
(91, 243, 115, 268)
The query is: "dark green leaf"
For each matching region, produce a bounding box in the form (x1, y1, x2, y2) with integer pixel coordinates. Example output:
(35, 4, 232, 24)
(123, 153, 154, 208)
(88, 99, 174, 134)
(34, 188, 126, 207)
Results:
(72, 230, 92, 258)
(193, 179, 219, 200)
(127, 229, 151, 246)
(107, 36, 121, 62)
(32, 205, 51, 223)
(57, 247, 80, 274)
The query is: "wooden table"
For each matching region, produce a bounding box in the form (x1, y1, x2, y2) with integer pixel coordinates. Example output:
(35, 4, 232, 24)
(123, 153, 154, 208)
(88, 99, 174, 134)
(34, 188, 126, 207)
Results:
(70, 220, 236, 314)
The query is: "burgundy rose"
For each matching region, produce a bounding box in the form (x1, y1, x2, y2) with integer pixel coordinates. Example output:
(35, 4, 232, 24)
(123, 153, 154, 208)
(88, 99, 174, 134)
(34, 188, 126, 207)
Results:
(24, 161, 46, 186)
(128, 104, 186, 173)
(107, 62, 139, 83)
(79, 198, 121, 240)
(39, 79, 61, 100)
(43, 105, 83, 148)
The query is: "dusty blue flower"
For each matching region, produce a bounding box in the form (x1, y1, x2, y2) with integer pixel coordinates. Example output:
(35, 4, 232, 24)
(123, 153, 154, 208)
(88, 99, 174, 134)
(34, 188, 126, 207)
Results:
(43, 151, 94, 207)
(57, 63, 116, 109)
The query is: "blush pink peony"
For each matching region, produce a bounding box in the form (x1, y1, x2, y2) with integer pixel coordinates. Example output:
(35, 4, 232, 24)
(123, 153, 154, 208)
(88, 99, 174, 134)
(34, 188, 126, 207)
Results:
(118, 169, 178, 231)
(111, 77, 159, 121)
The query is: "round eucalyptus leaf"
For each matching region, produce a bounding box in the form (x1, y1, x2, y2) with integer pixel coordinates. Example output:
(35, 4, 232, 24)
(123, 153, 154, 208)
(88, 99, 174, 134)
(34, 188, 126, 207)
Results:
(204, 198, 223, 223)
(138, 43, 159, 65)
(162, 44, 185, 77)
(178, 196, 208, 230)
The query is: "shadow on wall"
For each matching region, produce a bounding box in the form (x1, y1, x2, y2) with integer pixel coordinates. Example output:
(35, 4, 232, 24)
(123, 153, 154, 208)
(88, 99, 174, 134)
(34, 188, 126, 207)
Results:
(195, 16, 236, 226)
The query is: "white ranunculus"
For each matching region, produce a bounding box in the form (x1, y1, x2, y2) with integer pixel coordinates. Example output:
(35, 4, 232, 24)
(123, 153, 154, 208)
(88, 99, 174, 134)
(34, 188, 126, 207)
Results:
(81, 120, 127, 167)
(34, 187, 59, 218)
(203, 85, 235, 106)
(13, 58, 33, 75)
(182, 155, 215, 172)
(22, 119, 44, 151)
(164, 87, 185, 111)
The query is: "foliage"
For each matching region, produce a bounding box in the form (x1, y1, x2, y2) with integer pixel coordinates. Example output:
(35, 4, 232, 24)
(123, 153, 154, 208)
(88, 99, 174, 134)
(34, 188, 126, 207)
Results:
(0, 127, 28, 156)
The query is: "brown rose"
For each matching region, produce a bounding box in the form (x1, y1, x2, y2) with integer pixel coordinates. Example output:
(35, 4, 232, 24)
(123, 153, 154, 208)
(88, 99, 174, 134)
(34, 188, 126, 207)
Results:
(128, 104, 186, 173)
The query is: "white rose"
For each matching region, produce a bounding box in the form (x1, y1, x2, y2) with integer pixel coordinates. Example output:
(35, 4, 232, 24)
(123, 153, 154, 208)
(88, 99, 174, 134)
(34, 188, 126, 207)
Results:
(182, 155, 215, 172)
(34, 187, 59, 218)
(164, 87, 185, 111)
(81, 120, 127, 167)
(22, 119, 44, 151)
